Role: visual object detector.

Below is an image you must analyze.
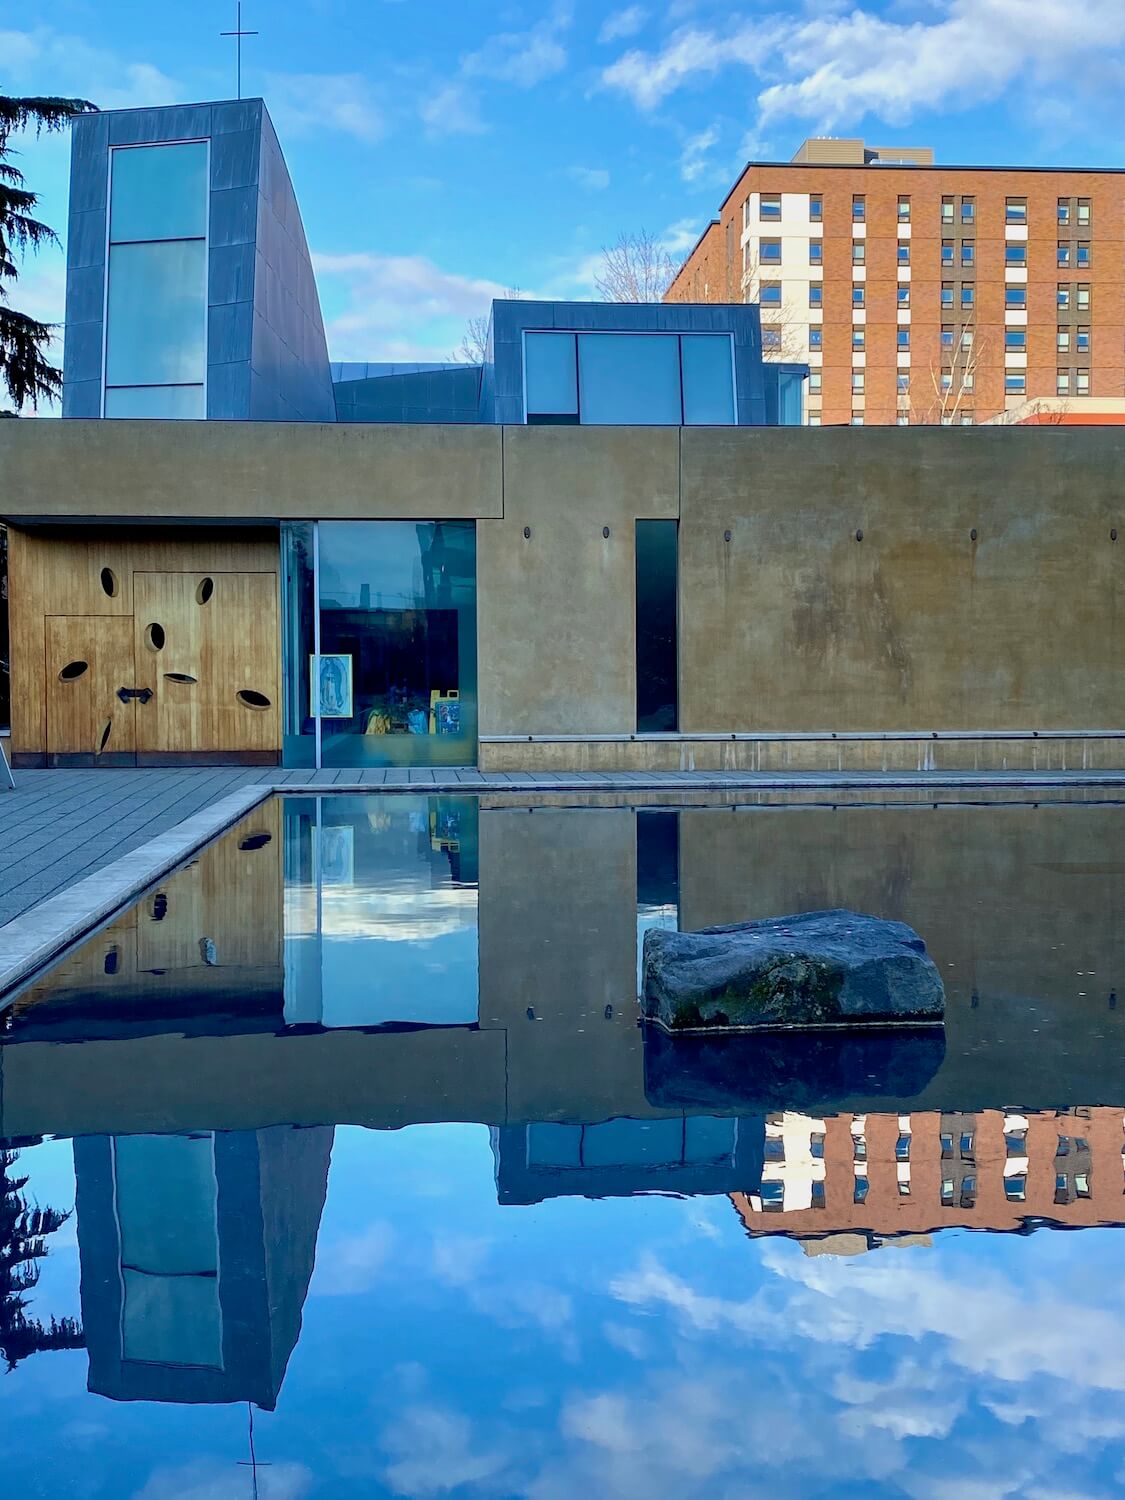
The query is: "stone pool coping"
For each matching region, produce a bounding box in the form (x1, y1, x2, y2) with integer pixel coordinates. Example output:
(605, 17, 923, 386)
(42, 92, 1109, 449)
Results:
(2, 766, 1125, 1000)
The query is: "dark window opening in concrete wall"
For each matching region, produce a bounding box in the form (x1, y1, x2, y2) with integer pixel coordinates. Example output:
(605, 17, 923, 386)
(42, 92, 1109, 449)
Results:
(0, 523, 9, 733)
(636, 520, 678, 732)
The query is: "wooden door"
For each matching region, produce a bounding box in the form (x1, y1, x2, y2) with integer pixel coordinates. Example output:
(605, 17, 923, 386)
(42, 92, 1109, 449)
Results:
(132, 572, 280, 760)
(45, 616, 137, 764)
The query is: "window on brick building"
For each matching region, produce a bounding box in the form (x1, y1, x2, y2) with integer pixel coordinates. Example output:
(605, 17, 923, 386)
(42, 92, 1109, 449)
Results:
(960, 411, 974, 425)
(1077, 369, 1090, 394)
(941, 283, 954, 308)
(852, 371, 864, 393)
(760, 194, 781, 220)
(809, 239, 823, 264)
(1057, 242, 1071, 267)
(760, 239, 782, 263)
(898, 372, 909, 393)
(851, 412, 864, 425)
(809, 282, 823, 307)
(961, 328, 973, 351)
(1077, 284, 1090, 310)
(762, 324, 783, 350)
(961, 284, 974, 309)
(1076, 326, 1090, 352)
(897, 285, 910, 307)
(852, 284, 865, 307)
(896, 414, 909, 426)
(852, 194, 865, 221)
(941, 325, 954, 348)
(961, 242, 974, 268)
(1057, 284, 1070, 309)
(808, 371, 822, 393)
(809, 326, 822, 349)
(961, 197, 975, 224)
(1058, 198, 1070, 225)
(809, 194, 822, 222)
(1005, 285, 1026, 308)
(897, 240, 910, 265)
(852, 239, 865, 264)
(1006, 243, 1027, 266)
(941, 240, 954, 267)
(1077, 241, 1090, 268)
(852, 327, 865, 349)
(897, 197, 910, 221)
(1005, 373, 1026, 394)
(1077, 198, 1090, 225)
(1006, 197, 1027, 223)
(1057, 327, 1070, 352)
(760, 281, 782, 305)
(897, 328, 910, 350)
(1005, 328, 1026, 351)
(1057, 370, 1070, 395)
(963, 370, 974, 392)
(941, 195, 954, 224)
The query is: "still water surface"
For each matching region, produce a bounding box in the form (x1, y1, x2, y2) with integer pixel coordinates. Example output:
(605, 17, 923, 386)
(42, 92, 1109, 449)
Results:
(2, 792, 1124, 1499)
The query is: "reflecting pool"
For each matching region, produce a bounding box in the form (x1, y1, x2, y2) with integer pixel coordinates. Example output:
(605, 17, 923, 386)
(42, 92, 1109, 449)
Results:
(2, 791, 1124, 1498)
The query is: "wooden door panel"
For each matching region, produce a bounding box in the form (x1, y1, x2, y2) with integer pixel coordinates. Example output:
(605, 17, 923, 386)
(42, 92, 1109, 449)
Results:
(45, 616, 136, 761)
(133, 572, 280, 756)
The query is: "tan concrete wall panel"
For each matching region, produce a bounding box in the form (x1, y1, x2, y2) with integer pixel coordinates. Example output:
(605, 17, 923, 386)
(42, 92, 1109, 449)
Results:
(477, 425, 679, 736)
(679, 426, 1123, 733)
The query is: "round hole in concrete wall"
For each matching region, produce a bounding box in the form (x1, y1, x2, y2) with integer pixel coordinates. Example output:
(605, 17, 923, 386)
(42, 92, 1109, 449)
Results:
(855, 528, 864, 542)
(724, 529, 732, 543)
(237, 689, 272, 710)
(100, 567, 117, 598)
(145, 623, 165, 651)
(196, 576, 215, 605)
(970, 527, 978, 542)
(523, 526, 531, 540)
(164, 672, 197, 685)
(58, 660, 88, 682)
(602, 526, 610, 539)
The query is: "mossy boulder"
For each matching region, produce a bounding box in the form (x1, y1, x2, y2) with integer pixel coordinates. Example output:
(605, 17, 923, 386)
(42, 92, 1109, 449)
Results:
(641, 910, 944, 1032)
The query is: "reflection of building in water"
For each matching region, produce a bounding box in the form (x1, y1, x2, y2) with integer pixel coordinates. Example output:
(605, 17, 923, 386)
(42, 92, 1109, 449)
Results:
(492, 1114, 763, 1205)
(73, 1125, 332, 1408)
(732, 1107, 1124, 1248)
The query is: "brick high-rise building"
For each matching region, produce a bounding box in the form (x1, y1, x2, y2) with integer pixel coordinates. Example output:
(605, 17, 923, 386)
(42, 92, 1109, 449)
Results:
(666, 137, 1125, 426)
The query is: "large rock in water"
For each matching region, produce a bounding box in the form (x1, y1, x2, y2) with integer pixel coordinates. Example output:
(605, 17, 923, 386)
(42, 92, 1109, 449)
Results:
(641, 910, 944, 1032)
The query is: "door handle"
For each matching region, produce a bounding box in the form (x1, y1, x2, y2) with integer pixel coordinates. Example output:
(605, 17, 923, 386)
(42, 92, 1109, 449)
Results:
(117, 687, 154, 704)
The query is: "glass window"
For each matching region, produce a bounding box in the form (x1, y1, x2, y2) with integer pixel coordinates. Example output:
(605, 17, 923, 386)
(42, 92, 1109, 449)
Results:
(762, 325, 782, 351)
(1057, 243, 1071, 266)
(105, 239, 207, 387)
(1006, 243, 1027, 265)
(1005, 329, 1026, 351)
(1006, 285, 1026, 308)
(759, 282, 783, 306)
(961, 243, 974, 267)
(897, 285, 910, 307)
(941, 283, 954, 308)
(941, 241, 954, 267)
(897, 372, 909, 393)
(524, 332, 578, 418)
(960, 412, 973, 425)
(109, 142, 208, 242)
(1058, 198, 1070, 224)
(808, 282, 823, 307)
(852, 195, 865, 221)
(281, 522, 316, 766)
(1057, 370, 1070, 395)
(1006, 197, 1027, 223)
(809, 239, 822, 264)
(1076, 326, 1090, 352)
(1057, 327, 1070, 352)
(898, 197, 910, 221)
(681, 335, 735, 424)
(577, 333, 681, 424)
(636, 521, 677, 732)
(896, 414, 909, 426)
(808, 371, 821, 393)
(808, 327, 822, 350)
(897, 328, 909, 349)
(809, 195, 822, 222)
(760, 239, 782, 263)
(961, 284, 975, 308)
(961, 329, 973, 351)
(1077, 198, 1091, 225)
(1077, 284, 1090, 310)
(1077, 241, 1090, 268)
(807, 412, 821, 425)
(941, 197, 954, 224)
(760, 194, 781, 219)
(850, 413, 863, 425)
(852, 284, 865, 306)
(318, 521, 478, 769)
(961, 198, 975, 224)
(104, 385, 205, 418)
(852, 327, 864, 349)
(1077, 369, 1090, 393)
(897, 241, 910, 265)
(1058, 284, 1071, 309)
(941, 326, 954, 348)
(852, 371, 864, 393)
(852, 239, 865, 263)
(1005, 373, 1026, 394)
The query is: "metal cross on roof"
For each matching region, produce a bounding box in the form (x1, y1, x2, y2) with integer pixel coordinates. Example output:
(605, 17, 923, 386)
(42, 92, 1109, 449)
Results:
(221, 1, 259, 101)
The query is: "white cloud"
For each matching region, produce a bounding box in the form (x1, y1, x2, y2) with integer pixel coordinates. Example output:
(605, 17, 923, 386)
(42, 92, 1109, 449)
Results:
(313, 250, 513, 361)
(601, 0, 1125, 130)
(598, 7, 648, 44)
(312, 1222, 395, 1295)
(419, 83, 488, 137)
(266, 72, 384, 143)
(462, 11, 572, 87)
(381, 1404, 512, 1497)
(567, 165, 611, 190)
(679, 124, 719, 182)
(1, 27, 181, 109)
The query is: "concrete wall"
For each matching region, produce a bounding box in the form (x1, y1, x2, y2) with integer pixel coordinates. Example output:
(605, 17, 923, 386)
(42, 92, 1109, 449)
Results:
(1, 422, 1121, 765)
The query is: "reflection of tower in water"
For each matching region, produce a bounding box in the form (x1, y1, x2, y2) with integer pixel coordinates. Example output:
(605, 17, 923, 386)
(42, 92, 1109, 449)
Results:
(73, 1124, 333, 1408)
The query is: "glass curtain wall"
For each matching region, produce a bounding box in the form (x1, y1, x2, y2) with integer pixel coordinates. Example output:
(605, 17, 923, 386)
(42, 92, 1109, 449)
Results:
(280, 521, 478, 768)
(524, 332, 736, 425)
(104, 142, 208, 418)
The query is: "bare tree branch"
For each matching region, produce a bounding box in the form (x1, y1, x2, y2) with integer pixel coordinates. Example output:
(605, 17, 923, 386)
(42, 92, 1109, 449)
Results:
(452, 287, 522, 364)
(594, 230, 675, 303)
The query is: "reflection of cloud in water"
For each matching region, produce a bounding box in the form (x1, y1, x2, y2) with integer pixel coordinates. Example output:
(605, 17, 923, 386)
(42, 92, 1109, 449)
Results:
(285, 881, 477, 942)
(133, 1458, 315, 1500)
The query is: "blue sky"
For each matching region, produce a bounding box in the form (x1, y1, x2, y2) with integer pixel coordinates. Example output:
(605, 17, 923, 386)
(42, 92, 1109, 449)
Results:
(6, 0, 1125, 363)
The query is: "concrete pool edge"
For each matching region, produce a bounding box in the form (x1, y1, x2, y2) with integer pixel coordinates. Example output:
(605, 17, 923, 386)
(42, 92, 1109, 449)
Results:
(0, 785, 272, 999)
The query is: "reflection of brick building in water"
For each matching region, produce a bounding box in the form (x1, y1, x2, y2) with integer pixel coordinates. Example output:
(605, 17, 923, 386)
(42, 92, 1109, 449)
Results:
(731, 1107, 1125, 1246)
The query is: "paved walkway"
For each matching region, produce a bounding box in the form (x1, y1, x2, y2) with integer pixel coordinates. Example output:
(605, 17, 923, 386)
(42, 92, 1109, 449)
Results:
(2, 763, 1124, 941)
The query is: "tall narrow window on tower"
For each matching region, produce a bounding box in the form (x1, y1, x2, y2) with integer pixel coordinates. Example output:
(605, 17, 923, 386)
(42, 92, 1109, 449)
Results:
(635, 521, 678, 733)
(103, 142, 209, 417)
